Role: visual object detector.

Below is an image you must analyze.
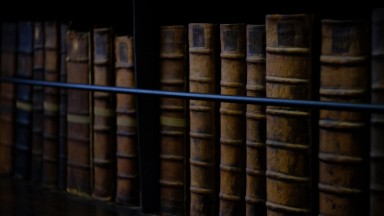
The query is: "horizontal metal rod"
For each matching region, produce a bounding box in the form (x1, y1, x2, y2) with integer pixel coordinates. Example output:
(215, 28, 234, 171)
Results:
(1, 76, 383, 113)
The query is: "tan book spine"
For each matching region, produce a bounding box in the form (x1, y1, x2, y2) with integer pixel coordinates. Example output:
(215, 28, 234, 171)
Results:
(31, 22, 45, 183)
(188, 23, 218, 216)
(319, 19, 369, 216)
(0, 22, 17, 175)
(266, 14, 313, 215)
(92, 27, 115, 201)
(115, 36, 139, 205)
(59, 23, 68, 190)
(159, 25, 188, 216)
(245, 24, 266, 216)
(42, 21, 59, 187)
(66, 30, 92, 196)
(371, 8, 384, 216)
(219, 23, 246, 216)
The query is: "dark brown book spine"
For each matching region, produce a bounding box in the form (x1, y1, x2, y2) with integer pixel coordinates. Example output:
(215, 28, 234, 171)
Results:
(31, 22, 44, 183)
(92, 27, 115, 201)
(14, 21, 34, 179)
(59, 23, 68, 190)
(115, 36, 139, 205)
(188, 23, 218, 216)
(66, 30, 92, 196)
(266, 14, 313, 215)
(0, 22, 17, 175)
(219, 23, 246, 216)
(319, 19, 369, 216)
(159, 25, 188, 216)
(42, 21, 59, 187)
(371, 8, 384, 216)
(245, 24, 266, 216)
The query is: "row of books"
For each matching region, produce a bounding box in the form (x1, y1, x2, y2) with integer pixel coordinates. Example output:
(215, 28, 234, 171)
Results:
(0, 9, 383, 216)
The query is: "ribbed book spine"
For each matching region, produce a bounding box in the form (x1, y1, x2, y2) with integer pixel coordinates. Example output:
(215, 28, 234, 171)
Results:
(266, 14, 313, 215)
(319, 19, 369, 216)
(219, 23, 246, 216)
(159, 25, 188, 216)
(115, 36, 139, 205)
(188, 23, 218, 216)
(245, 24, 266, 216)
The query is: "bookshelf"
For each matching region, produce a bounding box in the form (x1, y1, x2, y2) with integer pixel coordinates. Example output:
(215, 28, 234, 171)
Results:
(0, 1, 383, 216)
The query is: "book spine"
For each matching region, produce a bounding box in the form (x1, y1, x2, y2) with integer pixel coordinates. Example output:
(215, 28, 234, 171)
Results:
(66, 30, 92, 196)
(92, 27, 115, 201)
(159, 25, 188, 216)
(188, 23, 218, 216)
(266, 14, 312, 215)
(59, 23, 68, 190)
(31, 22, 44, 183)
(115, 36, 139, 205)
(319, 19, 369, 216)
(371, 8, 384, 216)
(14, 21, 34, 179)
(219, 23, 246, 216)
(42, 21, 59, 187)
(245, 24, 266, 216)
(0, 22, 17, 175)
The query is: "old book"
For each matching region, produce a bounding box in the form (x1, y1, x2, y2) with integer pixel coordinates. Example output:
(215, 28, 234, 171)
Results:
(42, 21, 60, 187)
(66, 29, 92, 196)
(115, 35, 139, 205)
(31, 22, 44, 184)
(219, 23, 246, 216)
(266, 14, 313, 215)
(59, 23, 68, 190)
(92, 27, 115, 201)
(159, 25, 188, 216)
(371, 8, 384, 216)
(0, 22, 17, 175)
(14, 21, 34, 179)
(188, 23, 218, 216)
(319, 19, 369, 215)
(245, 24, 266, 216)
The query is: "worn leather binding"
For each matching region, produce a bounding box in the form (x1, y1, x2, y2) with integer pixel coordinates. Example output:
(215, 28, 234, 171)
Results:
(42, 21, 60, 187)
(0, 22, 17, 175)
(245, 24, 266, 216)
(188, 23, 218, 216)
(266, 14, 313, 215)
(219, 23, 246, 216)
(31, 22, 45, 184)
(115, 36, 139, 205)
(66, 30, 92, 196)
(14, 21, 34, 179)
(319, 19, 369, 216)
(92, 27, 115, 201)
(371, 8, 384, 216)
(159, 25, 188, 216)
(59, 23, 68, 190)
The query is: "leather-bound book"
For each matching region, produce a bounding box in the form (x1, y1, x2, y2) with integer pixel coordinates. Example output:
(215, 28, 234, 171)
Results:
(58, 23, 68, 190)
(14, 21, 34, 179)
(266, 14, 313, 215)
(219, 23, 246, 216)
(0, 22, 17, 175)
(188, 23, 218, 216)
(42, 21, 60, 187)
(115, 35, 139, 205)
(245, 24, 266, 216)
(92, 27, 115, 201)
(159, 25, 188, 216)
(66, 29, 92, 196)
(371, 8, 384, 216)
(319, 19, 369, 216)
(31, 22, 45, 184)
